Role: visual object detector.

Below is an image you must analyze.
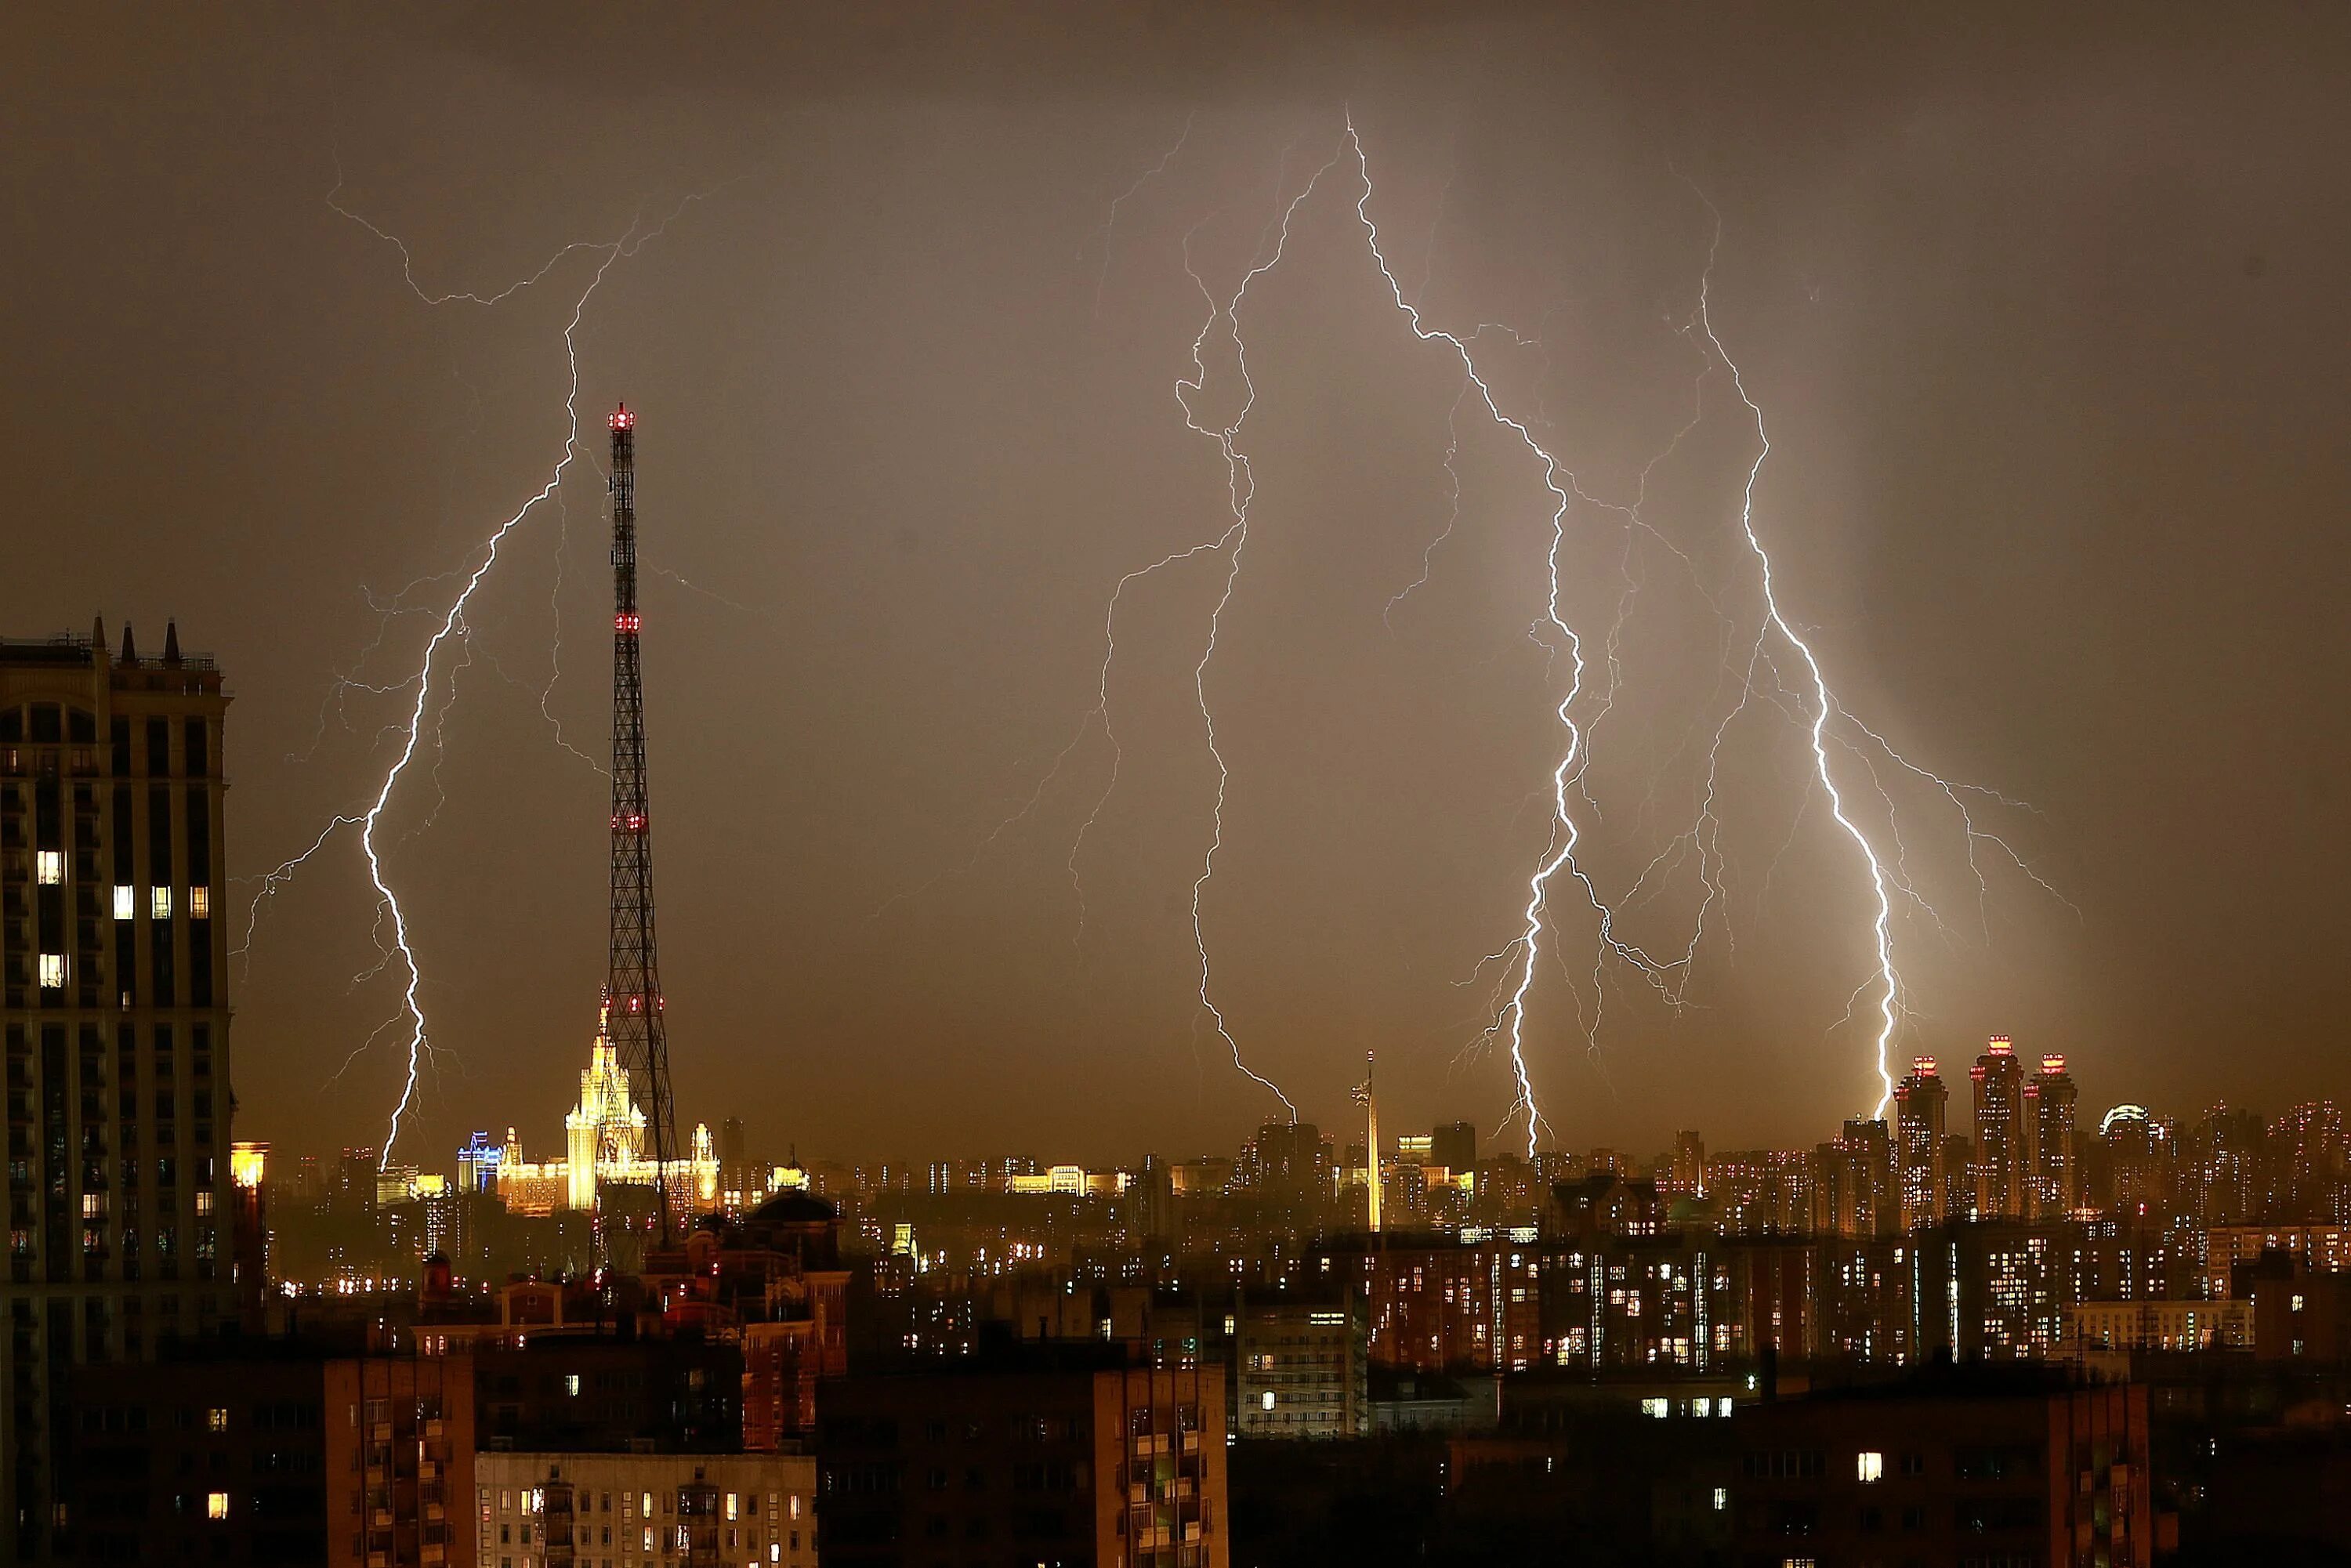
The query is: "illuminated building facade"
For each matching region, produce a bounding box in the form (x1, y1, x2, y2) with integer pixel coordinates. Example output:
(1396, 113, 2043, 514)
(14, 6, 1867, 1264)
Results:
(473, 1450, 817, 1568)
(1970, 1036, 2028, 1220)
(1706, 1148, 1815, 1235)
(487, 1037, 716, 1219)
(1236, 1299, 1367, 1438)
(1893, 1057, 1949, 1230)
(2, 623, 237, 1563)
(2027, 1052, 2080, 1219)
(1813, 1118, 1897, 1239)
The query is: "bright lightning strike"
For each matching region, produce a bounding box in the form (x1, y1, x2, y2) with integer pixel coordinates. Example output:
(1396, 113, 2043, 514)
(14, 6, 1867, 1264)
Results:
(1346, 114, 1661, 1155)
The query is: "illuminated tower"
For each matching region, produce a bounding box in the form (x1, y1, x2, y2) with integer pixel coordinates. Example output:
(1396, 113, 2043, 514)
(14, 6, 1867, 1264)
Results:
(603, 404, 679, 1243)
(2029, 1053, 2079, 1218)
(1969, 1037, 2027, 1219)
(1893, 1057, 1949, 1229)
(1353, 1053, 1381, 1233)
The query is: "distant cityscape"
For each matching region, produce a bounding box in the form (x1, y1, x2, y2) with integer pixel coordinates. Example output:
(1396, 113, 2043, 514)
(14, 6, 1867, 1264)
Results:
(11, 610, 2349, 1568)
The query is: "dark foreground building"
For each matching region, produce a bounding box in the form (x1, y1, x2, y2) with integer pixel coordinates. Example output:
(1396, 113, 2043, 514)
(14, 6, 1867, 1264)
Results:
(64, 1342, 474, 1566)
(819, 1338, 1230, 1568)
(1730, 1371, 2157, 1568)
(4, 623, 241, 1561)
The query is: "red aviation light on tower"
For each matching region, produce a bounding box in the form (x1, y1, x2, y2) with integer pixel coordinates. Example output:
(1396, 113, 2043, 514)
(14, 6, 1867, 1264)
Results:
(616, 613, 641, 634)
(1912, 1056, 1938, 1077)
(609, 404, 634, 432)
(1987, 1035, 2014, 1056)
(2041, 1054, 2068, 1075)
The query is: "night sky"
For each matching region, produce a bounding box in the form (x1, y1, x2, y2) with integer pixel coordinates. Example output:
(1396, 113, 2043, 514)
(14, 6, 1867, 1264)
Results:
(6, 4, 2347, 1168)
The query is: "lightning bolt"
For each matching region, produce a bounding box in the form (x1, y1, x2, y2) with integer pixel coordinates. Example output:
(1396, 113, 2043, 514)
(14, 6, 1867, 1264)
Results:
(1346, 115, 1661, 1155)
(245, 177, 717, 1170)
(1092, 110, 1195, 318)
(1158, 141, 1362, 1123)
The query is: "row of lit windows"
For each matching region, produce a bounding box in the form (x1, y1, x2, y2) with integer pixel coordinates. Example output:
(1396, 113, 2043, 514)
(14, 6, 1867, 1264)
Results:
(487, 1487, 804, 1523)
(30, 850, 210, 917)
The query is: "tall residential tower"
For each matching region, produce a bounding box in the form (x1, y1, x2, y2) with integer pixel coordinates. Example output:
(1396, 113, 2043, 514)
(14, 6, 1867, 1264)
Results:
(2, 622, 234, 1561)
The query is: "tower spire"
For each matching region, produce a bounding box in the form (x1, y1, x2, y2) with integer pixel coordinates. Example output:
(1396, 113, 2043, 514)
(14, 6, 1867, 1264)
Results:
(603, 402, 679, 1246)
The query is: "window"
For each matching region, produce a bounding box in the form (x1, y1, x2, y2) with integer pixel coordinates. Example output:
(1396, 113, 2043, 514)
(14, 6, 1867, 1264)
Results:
(152, 887, 172, 920)
(39, 954, 64, 990)
(1712, 1487, 1729, 1512)
(189, 885, 209, 919)
(36, 850, 62, 885)
(206, 1492, 228, 1520)
(1857, 1450, 1884, 1483)
(114, 885, 134, 920)
(565, 1374, 581, 1397)
(208, 1407, 228, 1432)
(1640, 1397, 1668, 1418)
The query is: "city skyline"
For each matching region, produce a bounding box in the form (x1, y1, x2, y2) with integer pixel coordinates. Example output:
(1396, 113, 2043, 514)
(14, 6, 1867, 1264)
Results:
(7, 5, 2349, 1165)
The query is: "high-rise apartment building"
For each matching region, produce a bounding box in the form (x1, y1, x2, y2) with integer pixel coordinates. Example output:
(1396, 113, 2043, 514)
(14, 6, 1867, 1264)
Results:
(1893, 1057, 1949, 1230)
(3, 622, 235, 1561)
(2027, 1053, 2080, 1219)
(1813, 1118, 1896, 1238)
(1970, 1036, 2029, 1220)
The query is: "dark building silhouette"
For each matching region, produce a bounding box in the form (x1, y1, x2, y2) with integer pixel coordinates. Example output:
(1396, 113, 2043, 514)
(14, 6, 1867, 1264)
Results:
(1429, 1121, 1476, 1178)
(1730, 1372, 2154, 1568)
(3, 622, 237, 1562)
(818, 1343, 1228, 1568)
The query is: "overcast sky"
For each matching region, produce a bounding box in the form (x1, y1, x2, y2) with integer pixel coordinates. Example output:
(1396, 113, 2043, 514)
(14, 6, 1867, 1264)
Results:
(6, 3, 2347, 1168)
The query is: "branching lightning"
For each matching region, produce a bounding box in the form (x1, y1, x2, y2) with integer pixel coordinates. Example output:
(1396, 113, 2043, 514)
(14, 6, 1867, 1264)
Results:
(246, 179, 716, 1169)
(864, 114, 2066, 1146)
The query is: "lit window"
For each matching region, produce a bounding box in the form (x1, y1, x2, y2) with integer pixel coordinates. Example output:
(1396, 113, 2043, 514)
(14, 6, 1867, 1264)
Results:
(770, 1545, 781, 1563)
(152, 887, 172, 919)
(1713, 1487, 1729, 1512)
(206, 1492, 229, 1520)
(36, 850, 63, 885)
(2293, 1295, 2306, 1312)
(1260, 1392, 1274, 1411)
(197, 1191, 215, 1216)
(788, 1496, 801, 1521)
(208, 1407, 228, 1432)
(1639, 1398, 1668, 1418)
(726, 1493, 740, 1522)
(38, 954, 63, 990)
(565, 1374, 581, 1397)
(1718, 1398, 1733, 1417)
(189, 885, 210, 919)
(114, 885, 134, 920)
(1857, 1451, 1884, 1483)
